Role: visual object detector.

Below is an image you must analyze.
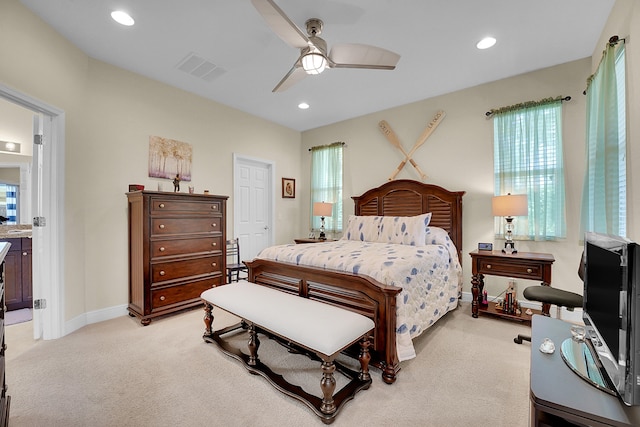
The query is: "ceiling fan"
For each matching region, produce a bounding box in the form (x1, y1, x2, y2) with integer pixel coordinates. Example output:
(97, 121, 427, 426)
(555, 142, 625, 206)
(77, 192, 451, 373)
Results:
(251, 0, 401, 92)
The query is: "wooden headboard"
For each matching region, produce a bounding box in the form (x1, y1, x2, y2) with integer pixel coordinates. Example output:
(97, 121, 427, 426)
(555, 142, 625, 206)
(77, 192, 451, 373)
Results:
(352, 180, 465, 260)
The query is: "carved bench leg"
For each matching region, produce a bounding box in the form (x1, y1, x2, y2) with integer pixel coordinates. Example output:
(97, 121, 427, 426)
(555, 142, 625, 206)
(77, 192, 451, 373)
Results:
(247, 323, 260, 366)
(203, 302, 214, 338)
(320, 360, 337, 415)
(358, 336, 372, 382)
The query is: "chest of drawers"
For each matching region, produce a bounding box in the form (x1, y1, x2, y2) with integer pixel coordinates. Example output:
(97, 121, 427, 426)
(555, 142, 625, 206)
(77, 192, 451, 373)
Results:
(127, 191, 228, 325)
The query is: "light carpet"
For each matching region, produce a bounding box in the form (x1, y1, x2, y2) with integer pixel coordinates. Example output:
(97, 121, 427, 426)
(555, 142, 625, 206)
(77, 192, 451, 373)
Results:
(5, 302, 532, 427)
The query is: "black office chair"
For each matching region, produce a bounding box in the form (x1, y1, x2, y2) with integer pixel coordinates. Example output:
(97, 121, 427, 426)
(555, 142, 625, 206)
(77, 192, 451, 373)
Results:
(226, 238, 248, 283)
(514, 255, 584, 344)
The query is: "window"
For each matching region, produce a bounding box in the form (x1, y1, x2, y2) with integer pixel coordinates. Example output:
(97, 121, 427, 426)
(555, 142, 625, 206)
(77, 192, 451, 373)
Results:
(580, 42, 626, 237)
(310, 142, 343, 234)
(0, 183, 18, 224)
(493, 100, 566, 240)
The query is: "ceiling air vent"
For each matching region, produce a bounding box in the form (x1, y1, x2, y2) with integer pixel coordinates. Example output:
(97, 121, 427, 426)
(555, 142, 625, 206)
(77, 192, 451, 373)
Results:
(176, 52, 226, 82)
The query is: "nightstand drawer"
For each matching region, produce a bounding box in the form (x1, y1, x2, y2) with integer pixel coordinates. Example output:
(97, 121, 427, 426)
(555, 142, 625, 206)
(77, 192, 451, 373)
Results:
(478, 259, 542, 279)
(151, 237, 222, 258)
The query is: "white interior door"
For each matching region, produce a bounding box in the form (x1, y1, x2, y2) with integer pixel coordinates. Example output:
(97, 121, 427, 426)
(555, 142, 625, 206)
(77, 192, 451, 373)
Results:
(233, 154, 274, 261)
(31, 114, 44, 340)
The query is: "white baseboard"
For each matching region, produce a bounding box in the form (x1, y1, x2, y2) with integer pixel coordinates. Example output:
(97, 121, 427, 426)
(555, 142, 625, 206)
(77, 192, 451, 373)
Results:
(460, 291, 583, 324)
(64, 304, 129, 336)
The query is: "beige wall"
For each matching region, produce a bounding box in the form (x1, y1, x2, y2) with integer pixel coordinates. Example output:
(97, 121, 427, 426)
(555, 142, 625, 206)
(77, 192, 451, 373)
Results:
(0, 0, 301, 321)
(302, 59, 591, 299)
(0, 0, 636, 325)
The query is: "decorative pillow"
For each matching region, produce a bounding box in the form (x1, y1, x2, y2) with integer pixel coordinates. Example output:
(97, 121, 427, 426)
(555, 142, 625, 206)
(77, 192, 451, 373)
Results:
(342, 215, 382, 242)
(342, 213, 432, 246)
(425, 226, 451, 246)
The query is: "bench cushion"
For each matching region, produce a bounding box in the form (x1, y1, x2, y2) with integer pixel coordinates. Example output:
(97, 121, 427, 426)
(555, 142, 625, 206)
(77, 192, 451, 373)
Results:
(201, 281, 375, 358)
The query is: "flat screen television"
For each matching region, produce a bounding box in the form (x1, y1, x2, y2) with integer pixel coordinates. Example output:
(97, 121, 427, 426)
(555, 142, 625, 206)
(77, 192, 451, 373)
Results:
(583, 232, 640, 406)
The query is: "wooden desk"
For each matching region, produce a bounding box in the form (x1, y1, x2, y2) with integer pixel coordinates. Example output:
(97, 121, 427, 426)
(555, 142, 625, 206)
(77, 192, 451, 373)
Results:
(530, 315, 640, 426)
(469, 250, 554, 322)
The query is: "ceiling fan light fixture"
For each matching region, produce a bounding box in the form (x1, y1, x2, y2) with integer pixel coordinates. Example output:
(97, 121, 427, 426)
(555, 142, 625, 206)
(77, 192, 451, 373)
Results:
(301, 51, 327, 75)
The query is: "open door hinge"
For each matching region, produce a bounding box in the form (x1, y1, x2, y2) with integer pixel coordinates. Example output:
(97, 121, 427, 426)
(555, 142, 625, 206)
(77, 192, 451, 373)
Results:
(33, 216, 46, 227)
(33, 299, 47, 310)
(34, 134, 44, 145)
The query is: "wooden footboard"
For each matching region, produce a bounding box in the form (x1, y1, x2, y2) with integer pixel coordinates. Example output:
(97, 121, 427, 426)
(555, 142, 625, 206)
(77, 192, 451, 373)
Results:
(245, 258, 402, 384)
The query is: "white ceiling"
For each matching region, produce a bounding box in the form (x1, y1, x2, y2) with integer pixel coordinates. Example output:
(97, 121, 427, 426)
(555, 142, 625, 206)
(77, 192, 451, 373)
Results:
(19, 0, 615, 132)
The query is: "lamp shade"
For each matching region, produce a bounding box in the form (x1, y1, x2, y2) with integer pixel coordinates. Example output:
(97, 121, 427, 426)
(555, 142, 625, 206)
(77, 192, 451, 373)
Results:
(302, 51, 327, 75)
(313, 202, 333, 217)
(492, 194, 528, 217)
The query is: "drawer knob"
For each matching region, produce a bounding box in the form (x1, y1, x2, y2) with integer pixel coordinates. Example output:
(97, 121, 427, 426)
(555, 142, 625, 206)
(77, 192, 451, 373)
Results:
(160, 295, 166, 301)
(527, 268, 532, 273)
(212, 262, 217, 267)
(159, 247, 165, 252)
(159, 270, 166, 276)
(22, 252, 27, 256)
(212, 242, 217, 247)
(212, 223, 217, 228)
(211, 205, 217, 210)
(159, 224, 165, 229)
(486, 264, 491, 269)
(159, 203, 165, 208)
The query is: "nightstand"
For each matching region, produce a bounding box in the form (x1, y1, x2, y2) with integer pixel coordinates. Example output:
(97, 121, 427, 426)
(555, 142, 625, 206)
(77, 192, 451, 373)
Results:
(294, 238, 337, 244)
(469, 250, 555, 324)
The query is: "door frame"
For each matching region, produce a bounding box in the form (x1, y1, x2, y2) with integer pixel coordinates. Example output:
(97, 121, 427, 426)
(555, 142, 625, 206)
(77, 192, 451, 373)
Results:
(0, 83, 64, 340)
(232, 153, 275, 255)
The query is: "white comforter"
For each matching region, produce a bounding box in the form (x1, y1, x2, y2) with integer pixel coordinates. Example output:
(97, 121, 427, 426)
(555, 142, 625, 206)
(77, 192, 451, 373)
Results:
(256, 235, 462, 361)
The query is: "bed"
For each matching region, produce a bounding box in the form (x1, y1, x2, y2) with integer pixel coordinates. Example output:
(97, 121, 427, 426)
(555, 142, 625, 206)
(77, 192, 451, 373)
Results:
(245, 179, 465, 384)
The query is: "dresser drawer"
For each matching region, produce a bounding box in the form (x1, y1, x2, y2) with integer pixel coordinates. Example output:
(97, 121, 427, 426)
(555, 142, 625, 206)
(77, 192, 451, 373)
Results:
(478, 259, 542, 279)
(151, 277, 222, 309)
(150, 217, 221, 236)
(151, 199, 222, 214)
(152, 255, 222, 283)
(151, 236, 222, 258)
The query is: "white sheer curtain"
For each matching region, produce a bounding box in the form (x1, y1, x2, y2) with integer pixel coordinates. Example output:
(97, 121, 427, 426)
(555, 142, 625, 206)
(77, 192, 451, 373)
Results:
(493, 100, 566, 240)
(580, 42, 626, 238)
(310, 142, 343, 234)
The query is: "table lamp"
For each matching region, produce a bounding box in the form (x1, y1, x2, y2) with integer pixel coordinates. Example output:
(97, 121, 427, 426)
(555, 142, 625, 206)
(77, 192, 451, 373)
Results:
(492, 193, 528, 254)
(313, 202, 333, 240)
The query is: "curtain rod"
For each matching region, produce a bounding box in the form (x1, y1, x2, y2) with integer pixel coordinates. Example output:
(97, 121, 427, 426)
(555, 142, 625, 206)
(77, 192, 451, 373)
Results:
(583, 35, 626, 95)
(485, 96, 571, 118)
(308, 141, 346, 151)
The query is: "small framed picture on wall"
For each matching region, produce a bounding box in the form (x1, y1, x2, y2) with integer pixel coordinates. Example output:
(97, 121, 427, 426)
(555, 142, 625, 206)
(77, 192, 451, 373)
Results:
(282, 178, 295, 198)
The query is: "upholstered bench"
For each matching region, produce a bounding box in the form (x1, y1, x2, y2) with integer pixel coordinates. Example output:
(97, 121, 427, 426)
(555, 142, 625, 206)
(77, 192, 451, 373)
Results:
(201, 280, 375, 424)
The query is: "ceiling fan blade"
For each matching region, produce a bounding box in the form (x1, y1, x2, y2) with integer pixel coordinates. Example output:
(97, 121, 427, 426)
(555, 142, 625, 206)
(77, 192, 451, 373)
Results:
(329, 43, 400, 70)
(251, 0, 309, 49)
(272, 65, 307, 92)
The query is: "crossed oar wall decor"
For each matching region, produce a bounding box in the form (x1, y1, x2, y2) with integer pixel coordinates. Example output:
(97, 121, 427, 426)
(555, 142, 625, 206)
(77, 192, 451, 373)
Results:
(378, 110, 446, 181)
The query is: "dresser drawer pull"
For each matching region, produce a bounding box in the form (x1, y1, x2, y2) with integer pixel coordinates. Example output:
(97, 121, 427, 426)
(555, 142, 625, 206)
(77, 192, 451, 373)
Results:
(159, 224, 165, 229)
(527, 268, 533, 273)
(159, 270, 166, 276)
(22, 252, 27, 256)
(486, 264, 491, 269)
(212, 242, 217, 247)
(159, 247, 165, 252)
(211, 205, 217, 210)
(212, 223, 217, 228)
(159, 203, 165, 208)
(212, 262, 217, 267)
(160, 295, 166, 301)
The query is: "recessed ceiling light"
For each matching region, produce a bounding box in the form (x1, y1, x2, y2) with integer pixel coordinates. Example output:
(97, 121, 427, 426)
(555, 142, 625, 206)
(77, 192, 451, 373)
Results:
(298, 102, 310, 110)
(111, 10, 135, 26)
(476, 37, 496, 50)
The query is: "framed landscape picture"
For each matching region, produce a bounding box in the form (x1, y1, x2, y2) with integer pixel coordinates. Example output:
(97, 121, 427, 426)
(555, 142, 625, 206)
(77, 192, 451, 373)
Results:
(282, 178, 295, 198)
